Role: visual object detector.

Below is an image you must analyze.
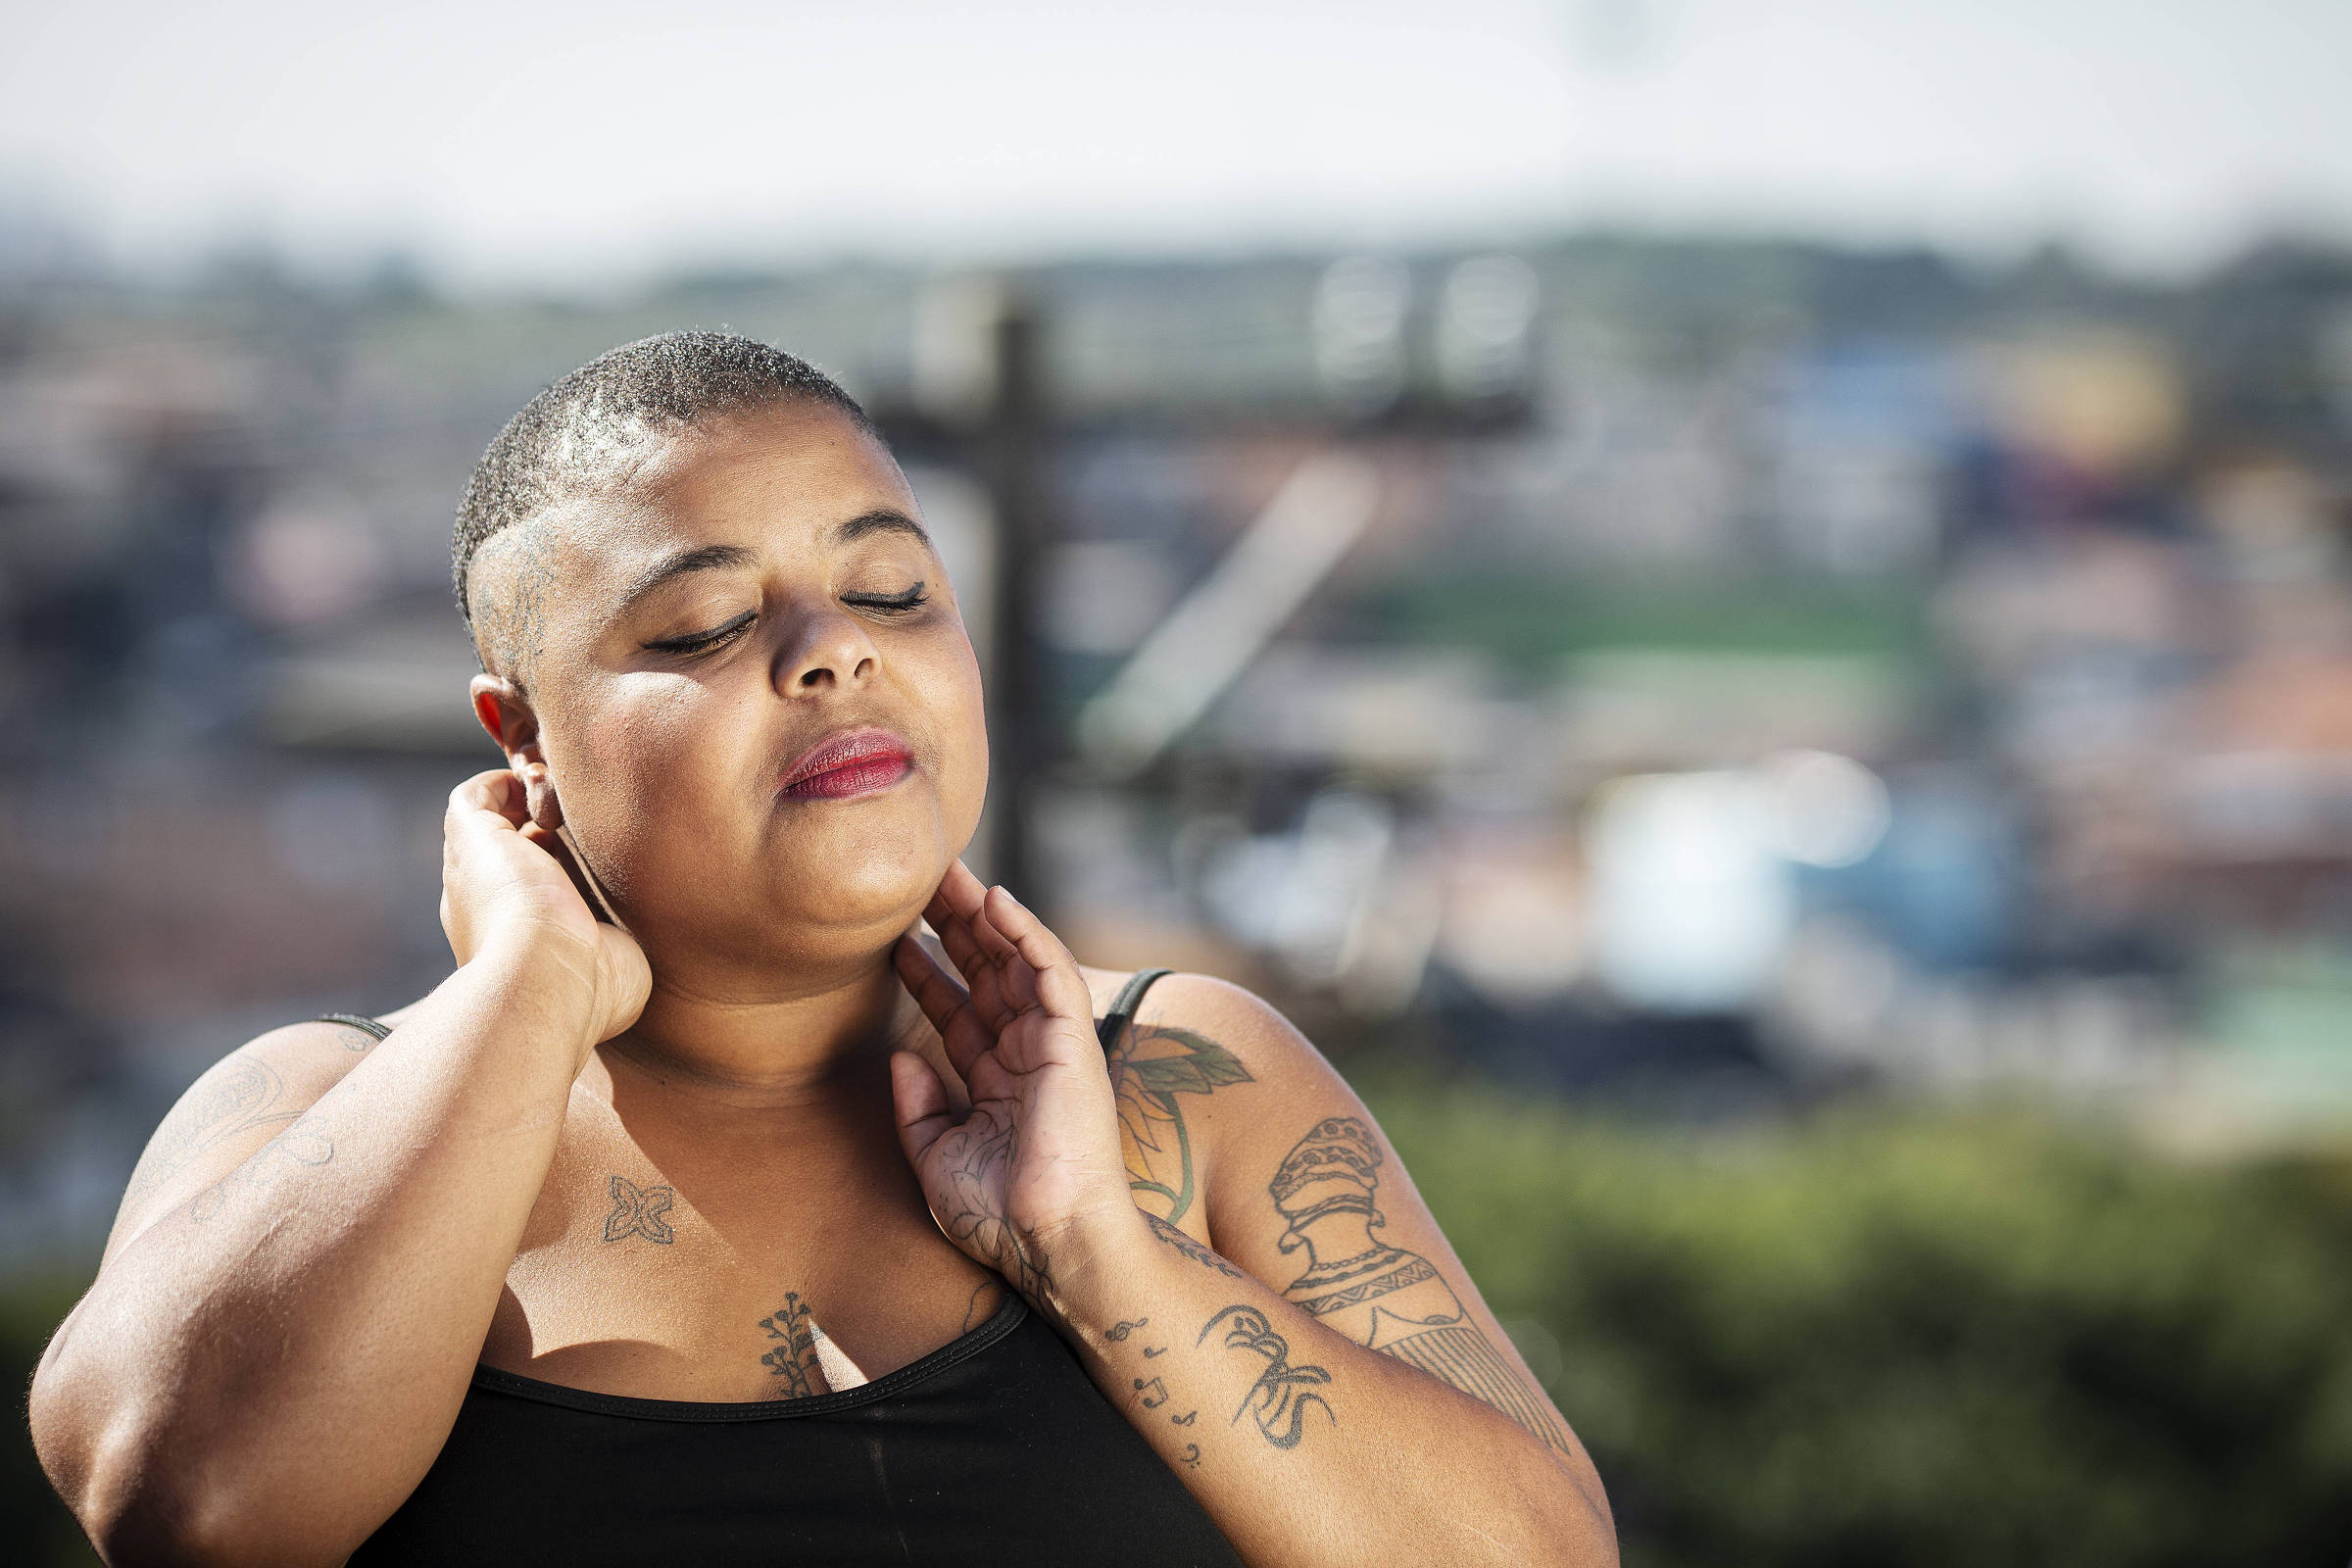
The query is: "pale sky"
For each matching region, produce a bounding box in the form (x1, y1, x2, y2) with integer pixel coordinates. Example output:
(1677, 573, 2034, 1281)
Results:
(2, 0, 2348, 289)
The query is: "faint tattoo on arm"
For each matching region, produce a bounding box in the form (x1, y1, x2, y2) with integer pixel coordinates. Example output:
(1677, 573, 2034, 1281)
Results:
(188, 1125, 335, 1222)
(603, 1175, 675, 1244)
(126, 1055, 302, 1204)
(959, 1277, 1004, 1333)
(1146, 1213, 1245, 1281)
(759, 1291, 828, 1398)
(1198, 1304, 1335, 1449)
(1108, 1021, 1252, 1225)
(1269, 1115, 1576, 1455)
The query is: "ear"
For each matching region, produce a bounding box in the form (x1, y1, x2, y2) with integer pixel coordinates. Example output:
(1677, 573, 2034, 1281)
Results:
(469, 673, 563, 831)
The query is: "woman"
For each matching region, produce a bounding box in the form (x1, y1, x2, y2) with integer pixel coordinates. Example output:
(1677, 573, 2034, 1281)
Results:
(30, 331, 1615, 1566)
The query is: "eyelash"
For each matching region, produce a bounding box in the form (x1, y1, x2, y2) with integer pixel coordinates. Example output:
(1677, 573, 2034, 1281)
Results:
(642, 584, 929, 657)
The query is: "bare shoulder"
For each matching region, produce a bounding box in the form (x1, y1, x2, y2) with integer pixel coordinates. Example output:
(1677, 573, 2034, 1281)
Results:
(1091, 969, 1354, 1235)
(1109, 970, 1344, 1095)
(102, 1004, 420, 1263)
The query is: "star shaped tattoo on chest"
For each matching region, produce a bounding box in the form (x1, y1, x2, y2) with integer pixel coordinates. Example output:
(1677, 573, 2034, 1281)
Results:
(602, 1174, 675, 1245)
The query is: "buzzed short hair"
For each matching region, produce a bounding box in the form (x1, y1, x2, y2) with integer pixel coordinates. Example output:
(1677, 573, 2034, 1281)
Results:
(452, 330, 875, 625)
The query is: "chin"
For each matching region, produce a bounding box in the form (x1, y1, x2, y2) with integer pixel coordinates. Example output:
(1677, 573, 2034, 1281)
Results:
(773, 829, 945, 937)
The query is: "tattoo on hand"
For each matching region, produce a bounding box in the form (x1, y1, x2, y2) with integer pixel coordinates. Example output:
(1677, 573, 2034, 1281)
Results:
(1109, 1021, 1252, 1225)
(936, 1112, 1055, 1302)
(759, 1292, 826, 1398)
(1146, 1213, 1244, 1280)
(1270, 1116, 1576, 1455)
(1199, 1304, 1335, 1449)
(603, 1175, 675, 1244)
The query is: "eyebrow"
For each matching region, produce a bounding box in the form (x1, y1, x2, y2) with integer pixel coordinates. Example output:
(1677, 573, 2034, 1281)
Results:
(614, 542, 759, 615)
(833, 509, 932, 549)
(612, 511, 934, 615)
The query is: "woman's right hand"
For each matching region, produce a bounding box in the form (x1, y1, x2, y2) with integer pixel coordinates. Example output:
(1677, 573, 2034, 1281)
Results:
(439, 767, 651, 1048)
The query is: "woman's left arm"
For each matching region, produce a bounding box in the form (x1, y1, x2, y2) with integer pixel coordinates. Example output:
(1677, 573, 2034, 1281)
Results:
(890, 864, 1616, 1568)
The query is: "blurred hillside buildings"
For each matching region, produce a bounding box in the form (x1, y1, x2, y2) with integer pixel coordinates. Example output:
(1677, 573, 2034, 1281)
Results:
(3, 233, 2352, 1255)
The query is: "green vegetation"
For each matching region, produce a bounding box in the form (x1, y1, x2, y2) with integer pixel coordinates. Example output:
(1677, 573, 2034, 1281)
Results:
(6, 1093, 2349, 1564)
(1364, 1080, 2352, 1567)
(1340, 571, 1925, 673)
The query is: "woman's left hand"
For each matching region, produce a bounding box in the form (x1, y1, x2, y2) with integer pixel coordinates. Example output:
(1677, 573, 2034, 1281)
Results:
(889, 861, 1137, 1303)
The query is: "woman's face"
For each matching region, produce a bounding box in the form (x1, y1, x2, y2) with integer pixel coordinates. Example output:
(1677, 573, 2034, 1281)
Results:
(492, 400, 989, 991)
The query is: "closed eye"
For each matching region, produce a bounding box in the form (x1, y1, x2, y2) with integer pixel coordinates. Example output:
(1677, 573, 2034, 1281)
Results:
(843, 584, 928, 615)
(643, 610, 756, 657)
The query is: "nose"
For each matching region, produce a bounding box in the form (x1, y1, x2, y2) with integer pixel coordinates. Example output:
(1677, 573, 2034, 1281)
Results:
(772, 603, 880, 697)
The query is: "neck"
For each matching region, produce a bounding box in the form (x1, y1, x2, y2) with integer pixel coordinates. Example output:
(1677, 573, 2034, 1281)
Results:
(603, 944, 926, 1107)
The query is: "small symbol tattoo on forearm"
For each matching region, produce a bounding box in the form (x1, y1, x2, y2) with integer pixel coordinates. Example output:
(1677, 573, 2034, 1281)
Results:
(1144, 1345, 1165, 1357)
(604, 1175, 675, 1244)
(1179, 1443, 1201, 1467)
(1134, 1376, 1171, 1409)
(1200, 1304, 1336, 1449)
(1107, 1317, 1149, 1342)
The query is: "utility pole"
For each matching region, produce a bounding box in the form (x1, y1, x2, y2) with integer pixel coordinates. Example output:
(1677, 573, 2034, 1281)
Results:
(980, 293, 1049, 906)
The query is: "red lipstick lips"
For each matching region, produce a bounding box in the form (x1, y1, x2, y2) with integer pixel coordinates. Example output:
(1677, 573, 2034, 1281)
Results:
(778, 727, 914, 801)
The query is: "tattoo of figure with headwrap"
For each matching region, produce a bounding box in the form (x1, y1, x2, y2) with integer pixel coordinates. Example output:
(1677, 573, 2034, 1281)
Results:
(1269, 1116, 1573, 1454)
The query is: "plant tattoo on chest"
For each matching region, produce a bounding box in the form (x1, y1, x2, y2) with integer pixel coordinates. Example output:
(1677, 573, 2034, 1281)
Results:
(1269, 1116, 1575, 1454)
(602, 1174, 675, 1245)
(759, 1291, 824, 1398)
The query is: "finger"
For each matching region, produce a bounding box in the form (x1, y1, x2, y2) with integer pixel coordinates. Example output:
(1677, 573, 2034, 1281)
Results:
(888, 1050, 956, 1171)
(961, 885, 1022, 969)
(929, 905, 988, 979)
(982, 886, 1095, 1024)
(932, 861, 1028, 1026)
(937, 858, 990, 918)
(522, 821, 612, 921)
(893, 937, 994, 1082)
(931, 906, 1014, 1029)
(956, 889, 1039, 1017)
(927, 861, 988, 948)
(448, 768, 530, 831)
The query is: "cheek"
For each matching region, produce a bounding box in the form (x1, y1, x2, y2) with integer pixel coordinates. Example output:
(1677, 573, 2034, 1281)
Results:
(553, 684, 734, 892)
(933, 637, 991, 841)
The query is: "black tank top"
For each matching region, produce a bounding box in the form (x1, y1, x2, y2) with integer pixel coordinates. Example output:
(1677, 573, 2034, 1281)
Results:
(322, 969, 1243, 1567)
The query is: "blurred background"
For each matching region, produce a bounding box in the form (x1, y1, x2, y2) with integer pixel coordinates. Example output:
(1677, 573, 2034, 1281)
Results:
(6, 1, 2352, 1561)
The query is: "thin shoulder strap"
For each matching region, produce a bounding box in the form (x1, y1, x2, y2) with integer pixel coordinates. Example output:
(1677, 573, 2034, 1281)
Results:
(315, 1011, 393, 1044)
(1094, 968, 1175, 1054)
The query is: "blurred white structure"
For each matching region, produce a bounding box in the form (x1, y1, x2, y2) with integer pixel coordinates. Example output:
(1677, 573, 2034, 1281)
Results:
(1076, 453, 1380, 779)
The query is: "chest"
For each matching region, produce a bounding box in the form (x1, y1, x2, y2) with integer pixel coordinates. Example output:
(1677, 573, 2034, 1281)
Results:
(480, 1087, 1001, 1402)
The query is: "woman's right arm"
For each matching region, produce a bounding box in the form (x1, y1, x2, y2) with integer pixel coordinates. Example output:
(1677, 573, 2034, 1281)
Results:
(29, 770, 649, 1568)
